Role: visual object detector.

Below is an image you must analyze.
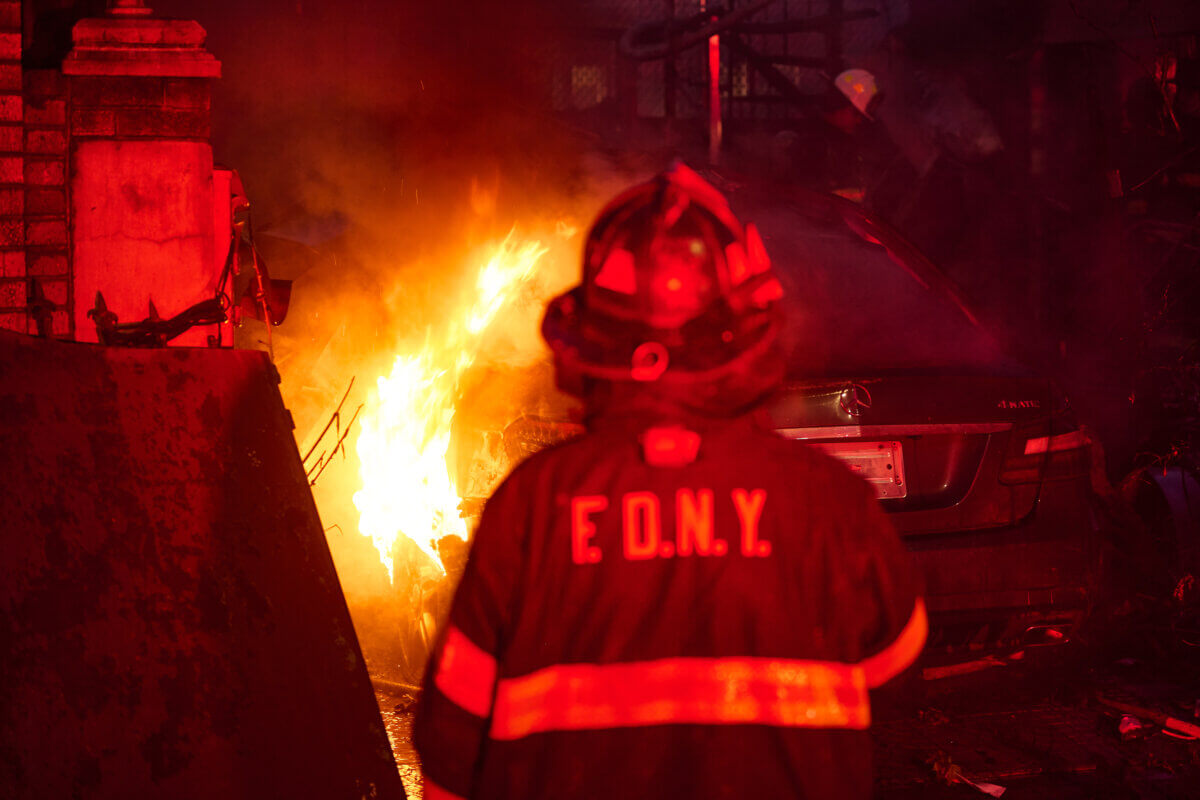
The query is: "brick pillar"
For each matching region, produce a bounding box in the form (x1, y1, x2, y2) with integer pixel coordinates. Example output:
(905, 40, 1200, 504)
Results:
(0, 0, 21, 335)
(62, 5, 221, 345)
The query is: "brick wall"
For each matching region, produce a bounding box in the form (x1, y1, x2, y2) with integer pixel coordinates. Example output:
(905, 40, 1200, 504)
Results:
(0, 3, 73, 339)
(24, 70, 70, 337)
(0, 0, 21, 335)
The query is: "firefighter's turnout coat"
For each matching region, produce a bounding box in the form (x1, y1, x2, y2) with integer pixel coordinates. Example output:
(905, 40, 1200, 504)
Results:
(415, 409, 925, 799)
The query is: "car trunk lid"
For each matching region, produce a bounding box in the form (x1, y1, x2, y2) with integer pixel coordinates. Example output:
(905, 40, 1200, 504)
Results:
(765, 374, 1064, 521)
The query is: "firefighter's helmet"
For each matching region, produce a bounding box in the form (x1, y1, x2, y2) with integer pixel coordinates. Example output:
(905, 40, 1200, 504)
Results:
(542, 162, 785, 415)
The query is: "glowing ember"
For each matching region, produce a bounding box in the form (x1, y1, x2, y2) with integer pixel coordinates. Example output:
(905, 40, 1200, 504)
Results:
(353, 230, 549, 581)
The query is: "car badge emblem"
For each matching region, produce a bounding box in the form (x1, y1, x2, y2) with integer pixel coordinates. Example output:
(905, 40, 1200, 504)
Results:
(839, 384, 872, 417)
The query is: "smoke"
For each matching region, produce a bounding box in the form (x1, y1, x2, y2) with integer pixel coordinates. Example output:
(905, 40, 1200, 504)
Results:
(145, 2, 613, 425)
(155, 0, 592, 225)
(147, 1, 660, 675)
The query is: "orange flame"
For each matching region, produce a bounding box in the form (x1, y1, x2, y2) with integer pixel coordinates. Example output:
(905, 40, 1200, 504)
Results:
(353, 230, 548, 581)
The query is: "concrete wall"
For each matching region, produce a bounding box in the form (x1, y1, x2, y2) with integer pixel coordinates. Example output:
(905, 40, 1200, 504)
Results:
(71, 138, 215, 344)
(0, 329, 406, 799)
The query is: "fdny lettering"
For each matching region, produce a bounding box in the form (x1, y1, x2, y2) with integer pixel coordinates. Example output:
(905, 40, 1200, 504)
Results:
(570, 489, 769, 564)
(677, 489, 720, 556)
(623, 492, 665, 560)
(571, 496, 607, 564)
(732, 488, 771, 557)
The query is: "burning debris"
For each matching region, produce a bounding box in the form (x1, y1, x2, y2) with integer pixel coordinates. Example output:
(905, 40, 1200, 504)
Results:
(301, 377, 363, 486)
(353, 230, 553, 580)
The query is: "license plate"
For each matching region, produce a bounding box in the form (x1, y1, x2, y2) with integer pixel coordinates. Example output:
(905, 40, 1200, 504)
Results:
(810, 440, 907, 499)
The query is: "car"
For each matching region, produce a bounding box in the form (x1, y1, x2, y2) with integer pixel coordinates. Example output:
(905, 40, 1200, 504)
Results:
(750, 186, 1101, 652)
(459, 183, 1102, 655)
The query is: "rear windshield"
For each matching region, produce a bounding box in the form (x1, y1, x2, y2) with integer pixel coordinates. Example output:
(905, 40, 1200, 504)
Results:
(748, 202, 1010, 377)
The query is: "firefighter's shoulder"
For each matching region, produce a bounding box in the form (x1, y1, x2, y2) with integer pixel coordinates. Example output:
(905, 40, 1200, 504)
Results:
(479, 426, 596, 512)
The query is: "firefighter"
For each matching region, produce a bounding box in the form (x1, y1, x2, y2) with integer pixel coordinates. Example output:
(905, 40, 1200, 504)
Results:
(415, 162, 925, 799)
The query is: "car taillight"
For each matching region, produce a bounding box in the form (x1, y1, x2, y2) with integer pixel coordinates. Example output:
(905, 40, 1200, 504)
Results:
(1000, 422, 1090, 485)
(1022, 429, 1090, 455)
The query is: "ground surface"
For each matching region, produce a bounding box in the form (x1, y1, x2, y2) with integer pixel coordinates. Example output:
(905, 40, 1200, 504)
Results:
(378, 697, 423, 799)
(374, 644, 1200, 798)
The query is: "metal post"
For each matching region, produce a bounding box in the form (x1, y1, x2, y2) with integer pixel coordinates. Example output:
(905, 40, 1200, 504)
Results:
(1029, 47, 1048, 345)
(665, 0, 676, 120)
(703, 0, 722, 164)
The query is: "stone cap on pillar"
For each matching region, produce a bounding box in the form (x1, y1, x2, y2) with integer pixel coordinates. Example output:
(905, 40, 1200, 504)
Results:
(63, 1, 221, 78)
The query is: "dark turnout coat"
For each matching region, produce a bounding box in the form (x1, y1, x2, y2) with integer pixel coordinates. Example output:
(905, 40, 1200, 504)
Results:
(415, 409, 925, 800)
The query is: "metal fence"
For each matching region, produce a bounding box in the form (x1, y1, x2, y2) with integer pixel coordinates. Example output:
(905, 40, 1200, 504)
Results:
(542, 0, 906, 122)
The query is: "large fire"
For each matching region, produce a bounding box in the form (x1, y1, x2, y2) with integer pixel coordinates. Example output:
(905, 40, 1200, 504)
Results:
(353, 230, 550, 581)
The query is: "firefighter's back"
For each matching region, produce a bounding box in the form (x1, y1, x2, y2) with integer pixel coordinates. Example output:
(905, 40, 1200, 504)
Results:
(467, 414, 917, 799)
